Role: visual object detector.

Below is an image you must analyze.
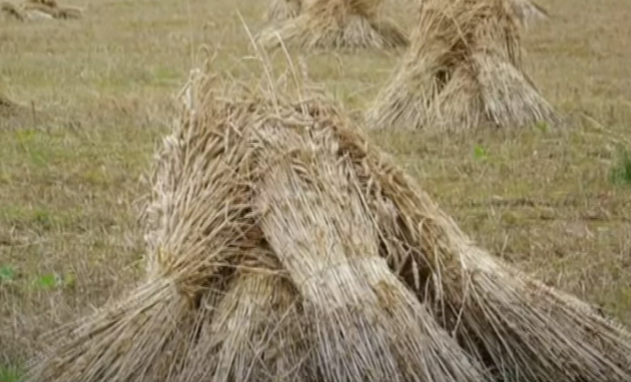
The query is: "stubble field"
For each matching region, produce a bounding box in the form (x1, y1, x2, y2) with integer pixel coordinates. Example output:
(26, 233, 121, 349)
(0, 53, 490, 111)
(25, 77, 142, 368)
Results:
(1, 0, 630, 378)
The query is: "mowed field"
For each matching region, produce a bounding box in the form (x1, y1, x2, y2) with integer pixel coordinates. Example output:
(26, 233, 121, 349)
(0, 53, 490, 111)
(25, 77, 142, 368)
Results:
(1, 0, 631, 377)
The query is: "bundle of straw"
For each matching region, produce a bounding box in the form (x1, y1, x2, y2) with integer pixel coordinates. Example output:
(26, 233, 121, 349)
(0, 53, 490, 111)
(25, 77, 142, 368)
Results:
(24, 55, 631, 382)
(258, 0, 408, 50)
(24, 64, 484, 382)
(265, 0, 302, 22)
(252, 122, 486, 382)
(25, 69, 296, 381)
(365, 0, 558, 131)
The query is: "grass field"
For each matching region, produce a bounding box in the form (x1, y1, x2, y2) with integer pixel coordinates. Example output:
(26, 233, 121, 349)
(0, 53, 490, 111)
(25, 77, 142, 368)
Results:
(1, 0, 631, 377)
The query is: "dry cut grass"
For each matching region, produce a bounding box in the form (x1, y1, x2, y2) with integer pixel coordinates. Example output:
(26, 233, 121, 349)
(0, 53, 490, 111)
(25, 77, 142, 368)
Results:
(22, 51, 631, 382)
(258, 0, 408, 50)
(366, 0, 558, 131)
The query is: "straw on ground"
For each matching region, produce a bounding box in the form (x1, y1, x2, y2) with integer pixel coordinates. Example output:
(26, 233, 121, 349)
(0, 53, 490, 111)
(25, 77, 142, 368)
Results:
(365, 0, 558, 131)
(23, 53, 631, 382)
(257, 0, 408, 50)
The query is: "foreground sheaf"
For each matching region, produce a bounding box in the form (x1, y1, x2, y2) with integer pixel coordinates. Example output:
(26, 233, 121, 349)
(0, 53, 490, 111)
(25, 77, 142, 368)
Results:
(23, 53, 631, 382)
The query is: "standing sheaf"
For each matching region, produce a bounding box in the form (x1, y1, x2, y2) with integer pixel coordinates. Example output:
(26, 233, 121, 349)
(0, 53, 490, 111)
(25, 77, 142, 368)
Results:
(365, 0, 559, 131)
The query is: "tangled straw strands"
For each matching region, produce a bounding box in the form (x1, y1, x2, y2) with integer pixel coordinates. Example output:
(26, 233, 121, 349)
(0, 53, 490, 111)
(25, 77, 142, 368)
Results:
(508, 0, 549, 27)
(23, 63, 486, 382)
(365, 0, 559, 131)
(265, 0, 302, 22)
(24, 67, 301, 382)
(253, 121, 486, 382)
(24, 52, 631, 382)
(257, 0, 408, 50)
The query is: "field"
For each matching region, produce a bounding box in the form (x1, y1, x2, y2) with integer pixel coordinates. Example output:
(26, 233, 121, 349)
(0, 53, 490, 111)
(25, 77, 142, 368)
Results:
(1, 0, 631, 377)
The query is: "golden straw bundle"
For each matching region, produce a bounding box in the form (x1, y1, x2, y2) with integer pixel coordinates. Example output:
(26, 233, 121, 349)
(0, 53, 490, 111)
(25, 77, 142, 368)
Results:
(258, 0, 408, 50)
(25, 68, 293, 381)
(24, 54, 631, 382)
(253, 122, 485, 381)
(366, 0, 558, 131)
(24, 63, 483, 382)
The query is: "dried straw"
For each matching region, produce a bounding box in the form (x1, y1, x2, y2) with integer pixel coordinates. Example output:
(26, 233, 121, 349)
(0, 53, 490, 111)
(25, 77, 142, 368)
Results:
(252, 122, 486, 382)
(330, 119, 631, 381)
(176, 262, 306, 382)
(266, 0, 302, 22)
(257, 0, 408, 50)
(24, 50, 631, 382)
(24, 69, 291, 382)
(365, 0, 558, 131)
(25, 62, 485, 382)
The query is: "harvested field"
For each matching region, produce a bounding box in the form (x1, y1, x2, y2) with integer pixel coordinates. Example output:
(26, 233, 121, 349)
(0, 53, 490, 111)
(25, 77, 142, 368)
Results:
(23, 57, 631, 382)
(1, 0, 631, 380)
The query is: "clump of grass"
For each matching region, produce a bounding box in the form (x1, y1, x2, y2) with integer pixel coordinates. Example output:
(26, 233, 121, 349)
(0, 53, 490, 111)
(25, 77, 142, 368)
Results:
(609, 145, 631, 186)
(0, 265, 16, 283)
(0, 363, 22, 382)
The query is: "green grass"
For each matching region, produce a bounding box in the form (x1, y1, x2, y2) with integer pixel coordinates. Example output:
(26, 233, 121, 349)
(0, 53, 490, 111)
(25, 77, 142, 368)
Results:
(1, 0, 631, 370)
(0, 363, 22, 382)
(610, 145, 631, 186)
